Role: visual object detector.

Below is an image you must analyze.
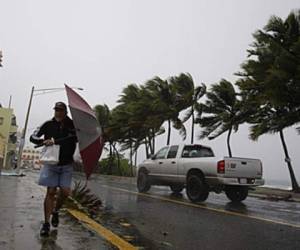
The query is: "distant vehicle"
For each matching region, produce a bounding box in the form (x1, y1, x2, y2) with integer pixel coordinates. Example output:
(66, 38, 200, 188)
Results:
(137, 144, 264, 202)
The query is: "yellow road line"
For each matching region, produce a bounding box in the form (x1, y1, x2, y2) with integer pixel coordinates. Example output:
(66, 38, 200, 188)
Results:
(101, 185, 300, 229)
(67, 208, 138, 250)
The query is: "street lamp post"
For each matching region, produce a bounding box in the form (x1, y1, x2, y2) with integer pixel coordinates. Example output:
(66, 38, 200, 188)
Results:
(16, 87, 34, 174)
(15, 86, 83, 175)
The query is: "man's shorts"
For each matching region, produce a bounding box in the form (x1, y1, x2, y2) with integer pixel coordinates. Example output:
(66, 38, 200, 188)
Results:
(38, 164, 73, 188)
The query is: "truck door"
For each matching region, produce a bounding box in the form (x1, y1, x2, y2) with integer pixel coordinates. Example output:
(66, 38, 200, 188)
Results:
(150, 146, 169, 175)
(161, 145, 179, 177)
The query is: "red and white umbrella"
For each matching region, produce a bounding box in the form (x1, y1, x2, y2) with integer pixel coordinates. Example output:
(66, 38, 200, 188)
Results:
(65, 84, 104, 179)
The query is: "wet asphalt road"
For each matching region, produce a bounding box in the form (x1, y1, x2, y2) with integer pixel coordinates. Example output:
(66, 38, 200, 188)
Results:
(75, 174, 300, 250)
(3, 171, 298, 250)
(0, 173, 110, 250)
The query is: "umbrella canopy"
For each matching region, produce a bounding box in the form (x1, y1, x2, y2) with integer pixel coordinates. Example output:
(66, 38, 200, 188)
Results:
(65, 84, 104, 179)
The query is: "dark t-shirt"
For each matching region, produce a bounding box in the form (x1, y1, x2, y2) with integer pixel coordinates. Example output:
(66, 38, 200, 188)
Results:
(30, 116, 77, 165)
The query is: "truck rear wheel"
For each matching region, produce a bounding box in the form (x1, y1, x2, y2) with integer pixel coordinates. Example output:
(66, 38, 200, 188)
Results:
(170, 185, 184, 194)
(137, 171, 151, 193)
(225, 186, 248, 202)
(186, 174, 209, 202)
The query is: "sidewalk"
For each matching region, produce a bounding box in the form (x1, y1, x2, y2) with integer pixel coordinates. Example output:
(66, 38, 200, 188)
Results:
(0, 174, 108, 250)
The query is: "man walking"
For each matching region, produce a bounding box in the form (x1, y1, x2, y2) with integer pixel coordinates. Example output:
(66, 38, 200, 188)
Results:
(30, 102, 77, 237)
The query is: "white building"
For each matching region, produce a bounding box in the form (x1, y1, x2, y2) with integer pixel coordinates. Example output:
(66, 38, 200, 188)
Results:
(21, 147, 41, 169)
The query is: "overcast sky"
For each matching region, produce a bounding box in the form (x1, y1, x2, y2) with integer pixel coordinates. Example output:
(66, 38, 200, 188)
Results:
(0, 0, 299, 187)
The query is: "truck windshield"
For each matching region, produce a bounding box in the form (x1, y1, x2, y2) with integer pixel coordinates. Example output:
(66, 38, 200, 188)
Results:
(182, 145, 214, 158)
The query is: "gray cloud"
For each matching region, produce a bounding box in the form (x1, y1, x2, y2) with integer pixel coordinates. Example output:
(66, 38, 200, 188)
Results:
(0, 0, 299, 186)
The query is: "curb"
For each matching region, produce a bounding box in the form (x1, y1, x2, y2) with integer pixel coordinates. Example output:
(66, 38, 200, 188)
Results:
(67, 209, 139, 250)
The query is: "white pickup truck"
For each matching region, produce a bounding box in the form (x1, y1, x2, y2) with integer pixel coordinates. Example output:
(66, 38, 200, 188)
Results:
(137, 144, 264, 202)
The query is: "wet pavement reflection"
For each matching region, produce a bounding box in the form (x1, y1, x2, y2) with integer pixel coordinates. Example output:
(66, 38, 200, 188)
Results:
(84, 173, 300, 226)
(78, 173, 300, 250)
(5, 171, 298, 250)
(0, 172, 111, 250)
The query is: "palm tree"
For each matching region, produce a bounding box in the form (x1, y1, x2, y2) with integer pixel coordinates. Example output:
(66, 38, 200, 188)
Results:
(170, 73, 206, 144)
(94, 104, 110, 138)
(198, 79, 245, 157)
(108, 104, 135, 176)
(145, 76, 187, 145)
(94, 104, 121, 175)
(117, 84, 165, 158)
(236, 11, 300, 192)
(246, 106, 300, 192)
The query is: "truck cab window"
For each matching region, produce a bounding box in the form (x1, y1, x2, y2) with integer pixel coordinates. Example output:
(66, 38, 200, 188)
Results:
(167, 146, 179, 159)
(154, 147, 169, 159)
(182, 145, 214, 158)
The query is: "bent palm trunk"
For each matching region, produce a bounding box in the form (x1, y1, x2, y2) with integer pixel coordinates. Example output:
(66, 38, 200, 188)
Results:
(279, 130, 300, 192)
(227, 127, 232, 157)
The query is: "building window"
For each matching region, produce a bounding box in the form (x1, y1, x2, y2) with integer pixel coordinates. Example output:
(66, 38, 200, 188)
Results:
(11, 116, 16, 126)
(0, 117, 4, 125)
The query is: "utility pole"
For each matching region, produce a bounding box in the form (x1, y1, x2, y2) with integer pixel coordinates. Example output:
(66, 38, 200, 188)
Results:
(16, 86, 34, 174)
(0, 50, 2, 67)
(8, 95, 12, 108)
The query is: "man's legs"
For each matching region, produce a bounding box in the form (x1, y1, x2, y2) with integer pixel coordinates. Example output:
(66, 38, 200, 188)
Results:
(44, 187, 57, 223)
(40, 187, 57, 236)
(38, 165, 59, 236)
(51, 164, 73, 228)
(54, 187, 71, 212)
(56, 164, 73, 212)
(51, 187, 71, 228)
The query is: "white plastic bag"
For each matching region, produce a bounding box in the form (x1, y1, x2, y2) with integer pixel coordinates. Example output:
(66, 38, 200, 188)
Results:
(40, 145, 60, 165)
(73, 143, 82, 163)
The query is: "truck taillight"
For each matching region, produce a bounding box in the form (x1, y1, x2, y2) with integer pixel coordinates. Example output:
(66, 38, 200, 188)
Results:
(217, 160, 225, 174)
